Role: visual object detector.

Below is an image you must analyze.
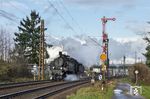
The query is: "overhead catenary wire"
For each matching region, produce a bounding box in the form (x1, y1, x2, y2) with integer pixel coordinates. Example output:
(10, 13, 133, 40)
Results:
(57, 0, 84, 33)
(0, 0, 3, 8)
(0, 0, 24, 25)
(46, 0, 77, 34)
(0, 10, 19, 24)
(0, 10, 19, 19)
(87, 36, 102, 47)
(44, 0, 103, 48)
(51, 0, 102, 47)
(7, 1, 27, 15)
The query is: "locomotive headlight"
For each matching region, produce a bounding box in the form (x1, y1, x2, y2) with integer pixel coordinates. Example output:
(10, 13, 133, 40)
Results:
(60, 72, 63, 75)
(60, 67, 63, 70)
(50, 76, 53, 80)
(52, 67, 55, 69)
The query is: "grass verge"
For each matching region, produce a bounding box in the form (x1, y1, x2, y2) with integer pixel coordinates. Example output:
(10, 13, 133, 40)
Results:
(67, 80, 116, 99)
(119, 77, 150, 99)
(142, 86, 150, 99)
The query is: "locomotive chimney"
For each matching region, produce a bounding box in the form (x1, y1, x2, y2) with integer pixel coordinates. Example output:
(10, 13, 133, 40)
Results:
(59, 51, 62, 57)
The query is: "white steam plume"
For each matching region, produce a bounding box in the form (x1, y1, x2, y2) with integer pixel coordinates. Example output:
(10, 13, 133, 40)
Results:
(46, 35, 146, 67)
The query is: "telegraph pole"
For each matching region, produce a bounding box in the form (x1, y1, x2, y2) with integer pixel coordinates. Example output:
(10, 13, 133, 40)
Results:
(38, 19, 45, 80)
(123, 56, 126, 76)
(135, 51, 137, 64)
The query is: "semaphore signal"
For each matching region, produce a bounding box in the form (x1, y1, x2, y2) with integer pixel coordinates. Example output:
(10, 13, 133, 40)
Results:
(100, 16, 116, 82)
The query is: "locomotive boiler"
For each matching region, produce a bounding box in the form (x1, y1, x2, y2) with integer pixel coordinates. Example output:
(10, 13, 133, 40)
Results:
(49, 52, 85, 80)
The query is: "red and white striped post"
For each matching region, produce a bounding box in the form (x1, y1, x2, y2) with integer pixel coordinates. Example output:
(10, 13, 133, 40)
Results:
(101, 16, 116, 80)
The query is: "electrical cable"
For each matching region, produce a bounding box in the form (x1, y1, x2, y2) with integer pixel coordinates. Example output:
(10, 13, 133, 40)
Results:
(46, 0, 77, 34)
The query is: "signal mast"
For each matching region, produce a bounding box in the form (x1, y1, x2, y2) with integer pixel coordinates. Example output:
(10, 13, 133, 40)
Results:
(100, 16, 116, 81)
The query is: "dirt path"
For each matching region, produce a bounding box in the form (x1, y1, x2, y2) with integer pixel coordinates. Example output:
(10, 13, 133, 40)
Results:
(112, 83, 144, 99)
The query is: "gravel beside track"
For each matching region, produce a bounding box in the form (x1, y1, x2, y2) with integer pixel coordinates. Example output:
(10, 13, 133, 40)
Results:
(0, 80, 89, 99)
(0, 80, 61, 95)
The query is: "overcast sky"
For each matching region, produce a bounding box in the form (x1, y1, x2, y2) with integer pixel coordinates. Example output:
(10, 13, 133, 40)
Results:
(0, 0, 150, 39)
(0, 0, 148, 65)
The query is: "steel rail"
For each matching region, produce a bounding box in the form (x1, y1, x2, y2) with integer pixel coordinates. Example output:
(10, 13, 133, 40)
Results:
(0, 80, 88, 99)
(35, 80, 89, 99)
(0, 80, 53, 89)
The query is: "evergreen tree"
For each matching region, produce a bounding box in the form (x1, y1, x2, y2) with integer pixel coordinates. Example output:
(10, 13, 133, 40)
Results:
(144, 36, 150, 67)
(14, 10, 48, 64)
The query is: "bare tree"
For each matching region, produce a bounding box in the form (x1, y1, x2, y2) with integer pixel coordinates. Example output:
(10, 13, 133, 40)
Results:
(0, 26, 13, 62)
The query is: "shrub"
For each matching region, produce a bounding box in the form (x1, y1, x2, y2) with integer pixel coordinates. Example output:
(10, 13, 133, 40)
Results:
(128, 63, 150, 85)
(0, 60, 32, 82)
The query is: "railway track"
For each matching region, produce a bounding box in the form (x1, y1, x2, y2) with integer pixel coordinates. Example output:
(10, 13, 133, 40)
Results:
(0, 79, 89, 99)
(0, 80, 61, 96)
(0, 80, 53, 89)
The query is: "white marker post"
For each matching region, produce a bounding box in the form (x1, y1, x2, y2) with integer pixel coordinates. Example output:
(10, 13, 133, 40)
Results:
(99, 74, 102, 81)
(135, 70, 139, 85)
(130, 86, 142, 96)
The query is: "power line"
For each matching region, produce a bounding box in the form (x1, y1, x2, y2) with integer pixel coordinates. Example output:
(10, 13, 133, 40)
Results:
(7, 1, 27, 15)
(43, 3, 52, 14)
(46, 0, 77, 34)
(0, 1, 23, 24)
(43, 1, 101, 46)
(0, 10, 19, 24)
(87, 36, 102, 47)
(58, 0, 84, 33)
(47, 0, 102, 47)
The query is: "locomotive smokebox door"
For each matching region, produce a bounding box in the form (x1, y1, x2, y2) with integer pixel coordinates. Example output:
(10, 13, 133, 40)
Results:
(59, 51, 62, 57)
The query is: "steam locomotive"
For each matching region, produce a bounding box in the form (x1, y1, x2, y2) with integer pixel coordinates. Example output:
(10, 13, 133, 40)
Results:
(49, 52, 85, 80)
